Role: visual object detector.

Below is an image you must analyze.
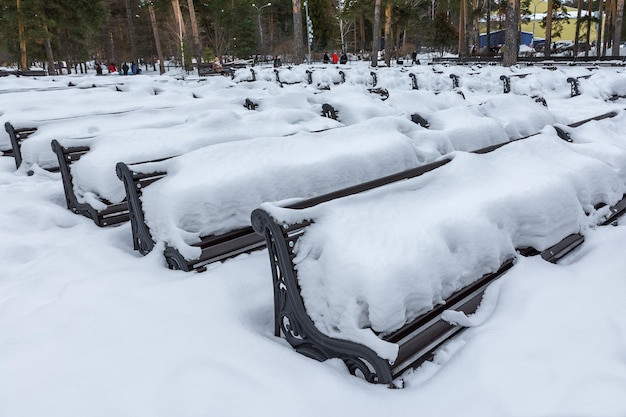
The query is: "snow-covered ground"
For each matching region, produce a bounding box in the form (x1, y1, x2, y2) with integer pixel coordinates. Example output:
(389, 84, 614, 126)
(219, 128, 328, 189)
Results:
(1, 62, 626, 416)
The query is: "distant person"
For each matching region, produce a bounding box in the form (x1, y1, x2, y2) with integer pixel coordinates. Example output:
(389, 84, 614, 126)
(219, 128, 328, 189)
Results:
(131, 62, 137, 74)
(332, 51, 339, 64)
(323, 52, 330, 64)
(108, 63, 116, 73)
(95, 63, 103, 75)
(122, 62, 129, 75)
(273, 55, 282, 67)
(339, 52, 348, 64)
(411, 50, 417, 64)
(212, 56, 224, 73)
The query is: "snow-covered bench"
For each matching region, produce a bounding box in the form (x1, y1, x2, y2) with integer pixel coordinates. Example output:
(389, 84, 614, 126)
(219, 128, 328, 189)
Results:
(116, 160, 265, 269)
(51, 139, 177, 227)
(3, 122, 44, 171)
(113, 121, 425, 271)
(47, 99, 341, 227)
(499, 73, 530, 94)
(567, 74, 593, 97)
(250, 127, 626, 386)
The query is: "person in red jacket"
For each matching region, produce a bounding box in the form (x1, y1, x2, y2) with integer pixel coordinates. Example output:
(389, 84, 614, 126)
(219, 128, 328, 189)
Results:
(331, 51, 339, 64)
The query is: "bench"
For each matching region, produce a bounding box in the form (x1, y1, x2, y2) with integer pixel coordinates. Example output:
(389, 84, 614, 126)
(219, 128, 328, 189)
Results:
(17, 69, 48, 77)
(4, 122, 39, 170)
(113, 120, 448, 271)
(409, 73, 419, 90)
(320, 103, 339, 120)
(51, 139, 183, 227)
(449, 73, 460, 89)
(250, 115, 626, 385)
(499, 73, 530, 94)
(51, 140, 131, 227)
(115, 162, 266, 270)
(567, 75, 592, 97)
(553, 110, 618, 142)
(197, 63, 235, 77)
(367, 87, 389, 100)
(370, 71, 378, 87)
(112, 106, 621, 273)
(274, 69, 304, 87)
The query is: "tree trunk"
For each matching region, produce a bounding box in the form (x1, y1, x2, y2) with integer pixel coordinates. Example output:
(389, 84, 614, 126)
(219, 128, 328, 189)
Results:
(292, 0, 304, 63)
(544, 0, 554, 57)
(42, 23, 56, 76)
(597, 0, 604, 56)
(186, 0, 202, 60)
(372, 0, 382, 66)
(458, 0, 466, 56)
(613, 0, 624, 55)
(486, 0, 491, 54)
(585, 0, 593, 56)
(503, 0, 519, 66)
(472, 0, 480, 53)
(125, 0, 137, 63)
(574, 0, 583, 56)
(384, 0, 392, 66)
(147, 3, 166, 74)
(171, 0, 185, 66)
(16, 0, 27, 70)
(360, 15, 365, 53)
(604, 0, 613, 55)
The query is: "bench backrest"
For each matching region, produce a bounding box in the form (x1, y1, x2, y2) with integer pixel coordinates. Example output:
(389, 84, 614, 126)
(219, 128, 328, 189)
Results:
(51, 140, 130, 227)
(4, 122, 37, 169)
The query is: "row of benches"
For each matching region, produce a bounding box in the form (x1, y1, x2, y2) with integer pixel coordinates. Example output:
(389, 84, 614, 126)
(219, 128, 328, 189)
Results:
(249, 65, 607, 99)
(41, 109, 618, 273)
(3, 106, 625, 387)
